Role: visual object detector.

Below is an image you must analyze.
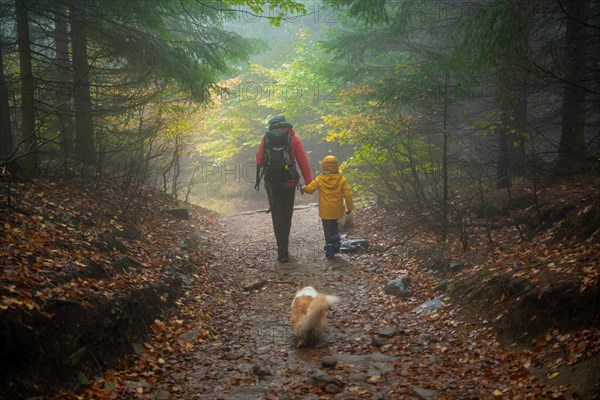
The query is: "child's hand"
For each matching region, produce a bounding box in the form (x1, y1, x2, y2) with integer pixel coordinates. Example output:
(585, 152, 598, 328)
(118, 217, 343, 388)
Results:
(301, 186, 306, 194)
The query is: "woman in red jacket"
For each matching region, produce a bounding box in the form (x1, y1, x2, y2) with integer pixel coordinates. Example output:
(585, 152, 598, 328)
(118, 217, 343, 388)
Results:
(256, 116, 312, 262)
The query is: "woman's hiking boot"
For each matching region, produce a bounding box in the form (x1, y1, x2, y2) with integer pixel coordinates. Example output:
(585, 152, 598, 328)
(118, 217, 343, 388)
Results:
(278, 247, 289, 262)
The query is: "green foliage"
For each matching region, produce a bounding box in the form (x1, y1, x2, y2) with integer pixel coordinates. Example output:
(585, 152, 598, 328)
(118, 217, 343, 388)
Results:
(193, 29, 340, 162)
(319, 90, 440, 214)
(87, 0, 257, 103)
(323, 0, 388, 25)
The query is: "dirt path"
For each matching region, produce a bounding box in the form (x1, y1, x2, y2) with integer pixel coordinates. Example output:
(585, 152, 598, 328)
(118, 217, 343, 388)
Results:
(142, 203, 399, 400)
(204, 203, 360, 399)
(128, 204, 569, 400)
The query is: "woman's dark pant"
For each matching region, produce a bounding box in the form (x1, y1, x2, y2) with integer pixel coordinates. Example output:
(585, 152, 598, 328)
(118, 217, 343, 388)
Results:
(270, 186, 296, 255)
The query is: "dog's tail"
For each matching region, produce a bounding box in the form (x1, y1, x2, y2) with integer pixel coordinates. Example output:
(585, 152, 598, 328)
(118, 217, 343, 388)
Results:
(297, 294, 340, 337)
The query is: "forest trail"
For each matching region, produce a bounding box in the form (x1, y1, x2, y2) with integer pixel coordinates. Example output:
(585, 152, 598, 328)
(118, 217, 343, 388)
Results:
(130, 203, 572, 400)
(182, 203, 362, 399)
(0, 178, 590, 400)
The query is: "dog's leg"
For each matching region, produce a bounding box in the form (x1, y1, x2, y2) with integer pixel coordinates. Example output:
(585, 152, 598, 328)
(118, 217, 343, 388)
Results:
(297, 337, 306, 348)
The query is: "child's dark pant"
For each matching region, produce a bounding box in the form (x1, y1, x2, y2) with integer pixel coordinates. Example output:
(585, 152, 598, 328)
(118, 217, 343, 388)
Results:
(322, 219, 339, 244)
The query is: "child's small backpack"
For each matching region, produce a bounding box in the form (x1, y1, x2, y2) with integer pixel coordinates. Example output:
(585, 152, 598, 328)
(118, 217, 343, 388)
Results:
(261, 128, 298, 184)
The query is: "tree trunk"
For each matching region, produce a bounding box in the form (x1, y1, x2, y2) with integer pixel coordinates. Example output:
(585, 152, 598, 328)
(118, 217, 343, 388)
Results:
(496, 5, 529, 187)
(70, 1, 95, 164)
(441, 74, 449, 242)
(496, 82, 528, 186)
(496, 103, 512, 189)
(512, 80, 528, 177)
(0, 38, 13, 161)
(512, 2, 529, 178)
(15, 0, 37, 176)
(557, 0, 590, 174)
(54, 3, 74, 163)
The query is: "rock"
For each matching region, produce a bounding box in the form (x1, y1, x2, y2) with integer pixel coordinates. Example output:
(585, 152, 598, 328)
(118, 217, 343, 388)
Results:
(124, 380, 150, 392)
(225, 385, 267, 400)
(448, 262, 464, 274)
(371, 336, 386, 348)
(410, 385, 437, 399)
(77, 372, 90, 386)
(367, 362, 395, 377)
(340, 238, 370, 253)
(243, 280, 268, 291)
(334, 353, 396, 365)
(383, 277, 412, 298)
(418, 333, 433, 342)
(433, 280, 449, 293)
(112, 256, 142, 273)
(176, 240, 189, 249)
(98, 236, 127, 253)
(320, 355, 338, 369)
(166, 208, 189, 220)
(348, 372, 366, 382)
(68, 347, 89, 367)
(179, 328, 202, 343)
(334, 393, 357, 400)
(499, 243, 512, 251)
(103, 380, 118, 393)
(223, 351, 244, 361)
(132, 342, 145, 355)
(187, 369, 207, 381)
(371, 392, 391, 400)
(324, 383, 342, 394)
(412, 297, 443, 314)
(334, 353, 396, 381)
(377, 327, 396, 338)
(178, 273, 194, 288)
(252, 363, 271, 378)
(81, 261, 110, 279)
(154, 388, 171, 400)
(367, 265, 383, 274)
(299, 395, 319, 400)
(163, 269, 194, 288)
(170, 372, 185, 381)
(308, 370, 339, 386)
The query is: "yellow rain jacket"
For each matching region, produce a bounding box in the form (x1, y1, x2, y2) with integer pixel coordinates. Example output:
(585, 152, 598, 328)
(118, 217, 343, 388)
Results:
(302, 155, 353, 220)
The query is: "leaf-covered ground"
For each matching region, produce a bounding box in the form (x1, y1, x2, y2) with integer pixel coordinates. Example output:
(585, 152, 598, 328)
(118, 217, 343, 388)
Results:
(1, 177, 599, 399)
(0, 178, 218, 397)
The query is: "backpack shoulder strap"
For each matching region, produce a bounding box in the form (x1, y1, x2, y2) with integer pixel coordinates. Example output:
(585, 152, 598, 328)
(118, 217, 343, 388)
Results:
(256, 132, 269, 190)
(285, 131, 293, 158)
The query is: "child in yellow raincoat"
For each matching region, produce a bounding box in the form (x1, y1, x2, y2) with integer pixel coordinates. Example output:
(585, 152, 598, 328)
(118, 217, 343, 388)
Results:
(302, 155, 353, 258)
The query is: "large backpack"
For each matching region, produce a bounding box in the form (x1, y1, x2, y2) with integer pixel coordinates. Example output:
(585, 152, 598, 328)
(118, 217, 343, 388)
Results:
(261, 128, 298, 185)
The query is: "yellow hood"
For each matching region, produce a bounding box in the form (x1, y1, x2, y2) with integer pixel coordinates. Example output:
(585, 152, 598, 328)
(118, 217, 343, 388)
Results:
(322, 155, 339, 174)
